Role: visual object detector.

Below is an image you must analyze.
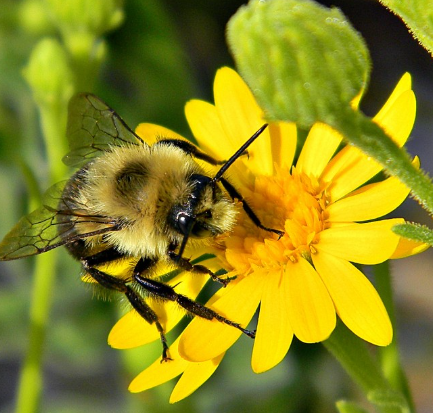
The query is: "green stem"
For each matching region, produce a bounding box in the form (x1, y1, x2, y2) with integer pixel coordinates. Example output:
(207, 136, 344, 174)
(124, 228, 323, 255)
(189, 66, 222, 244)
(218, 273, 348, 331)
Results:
(323, 322, 408, 413)
(15, 101, 67, 413)
(39, 104, 68, 183)
(324, 322, 388, 393)
(15, 253, 57, 413)
(331, 110, 433, 216)
(374, 262, 415, 412)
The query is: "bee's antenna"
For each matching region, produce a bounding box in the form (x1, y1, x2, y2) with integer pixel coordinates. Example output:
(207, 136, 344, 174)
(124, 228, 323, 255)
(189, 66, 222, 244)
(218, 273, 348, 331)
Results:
(212, 124, 268, 183)
(210, 123, 284, 240)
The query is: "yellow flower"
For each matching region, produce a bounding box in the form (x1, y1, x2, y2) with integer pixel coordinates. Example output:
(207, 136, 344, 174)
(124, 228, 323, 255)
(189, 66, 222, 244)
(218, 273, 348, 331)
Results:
(109, 67, 423, 402)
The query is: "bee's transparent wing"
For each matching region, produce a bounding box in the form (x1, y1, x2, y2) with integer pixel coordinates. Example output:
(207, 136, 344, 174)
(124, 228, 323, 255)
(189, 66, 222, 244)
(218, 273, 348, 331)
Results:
(64, 93, 147, 168)
(0, 181, 118, 260)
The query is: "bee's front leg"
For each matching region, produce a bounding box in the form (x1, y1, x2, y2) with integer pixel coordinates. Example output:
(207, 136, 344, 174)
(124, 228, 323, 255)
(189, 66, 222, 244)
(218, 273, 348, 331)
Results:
(167, 243, 234, 287)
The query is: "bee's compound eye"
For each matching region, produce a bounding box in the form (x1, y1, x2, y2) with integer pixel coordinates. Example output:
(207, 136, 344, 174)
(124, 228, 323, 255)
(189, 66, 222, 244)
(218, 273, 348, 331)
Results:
(191, 223, 212, 238)
(202, 210, 212, 219)
(177, 212, 193, 236)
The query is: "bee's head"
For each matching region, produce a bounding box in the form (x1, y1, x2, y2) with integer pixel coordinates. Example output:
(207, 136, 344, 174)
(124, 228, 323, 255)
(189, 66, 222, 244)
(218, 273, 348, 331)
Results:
(169, 174, 236, 240)
(169, 124, 268, 258)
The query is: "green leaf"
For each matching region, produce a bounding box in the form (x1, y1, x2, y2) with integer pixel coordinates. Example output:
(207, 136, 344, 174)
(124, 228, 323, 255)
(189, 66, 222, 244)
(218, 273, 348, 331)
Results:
(379, 0, 433, 56)
(227, 0, 370, 128)
(336, 400, 370, 413)
(393, 222, 433, 245)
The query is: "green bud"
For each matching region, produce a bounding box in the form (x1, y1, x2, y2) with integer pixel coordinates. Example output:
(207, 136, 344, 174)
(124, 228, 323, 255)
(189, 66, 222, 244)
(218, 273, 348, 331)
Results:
(227, 0, 370, 128)
(43, 0, 123, 90)
(23, 38, 74, 109)
(23, 38, 72, 181)
(19, 0, 55, 35)
(44, 0, 124, 37)
(62, 30, 107, 63)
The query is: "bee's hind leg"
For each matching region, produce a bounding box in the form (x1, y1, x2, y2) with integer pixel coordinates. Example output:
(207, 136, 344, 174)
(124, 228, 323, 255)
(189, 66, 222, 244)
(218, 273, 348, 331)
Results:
(82, 254, 172, 362)
(133, 273, 256, 339)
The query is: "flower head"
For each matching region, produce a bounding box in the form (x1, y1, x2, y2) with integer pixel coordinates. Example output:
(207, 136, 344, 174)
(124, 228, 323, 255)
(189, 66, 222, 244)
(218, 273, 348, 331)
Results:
(109, 67, 423, 402)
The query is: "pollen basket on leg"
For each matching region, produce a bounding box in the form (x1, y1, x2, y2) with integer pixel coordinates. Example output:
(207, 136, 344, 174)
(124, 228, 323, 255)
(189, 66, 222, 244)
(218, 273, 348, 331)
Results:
(223, 168, 329, 272)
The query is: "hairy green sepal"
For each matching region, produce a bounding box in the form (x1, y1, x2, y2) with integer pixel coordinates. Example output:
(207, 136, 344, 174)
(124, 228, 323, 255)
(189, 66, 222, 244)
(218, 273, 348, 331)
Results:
(379, 0, 433, 57)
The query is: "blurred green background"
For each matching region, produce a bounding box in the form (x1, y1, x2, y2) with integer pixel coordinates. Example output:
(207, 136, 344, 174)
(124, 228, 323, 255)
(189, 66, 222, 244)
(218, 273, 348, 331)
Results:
(1, 0, 432, 412)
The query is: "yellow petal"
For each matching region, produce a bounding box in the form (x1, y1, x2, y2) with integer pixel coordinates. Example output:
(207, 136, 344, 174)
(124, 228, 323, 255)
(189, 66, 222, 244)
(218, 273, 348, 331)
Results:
(129, 338, 187, 392)
(252, 269, 293, 373)
(185, 99, 235, 160)
(373, 73, 412, 131)
(312, 252, 392, 345)
(286, 258, 336, 343)
(109, 272, 209, 349)
(170, 353, 224, 403)
(318, 219, 403, 265)
(269, 122, 297, 169)
(390, 237, 430, 259)
(135, 123, 186, 145)
(373, 90, 416, 148)
(109, 311, 154, 349)
(214, 67, 273, 176)
(326, 175, 411, 222)
(178, 272, 264, 362)
(350, 86, 365, 110)
(297, 122, 342, 177)
(322, 76, 415, 202)
(321, 145, 382, 202)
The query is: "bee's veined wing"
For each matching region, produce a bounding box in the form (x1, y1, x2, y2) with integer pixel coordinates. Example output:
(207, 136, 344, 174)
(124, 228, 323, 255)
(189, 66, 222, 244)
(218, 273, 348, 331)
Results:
(64, 93, 148, 168)
(0, 181, 119, 261)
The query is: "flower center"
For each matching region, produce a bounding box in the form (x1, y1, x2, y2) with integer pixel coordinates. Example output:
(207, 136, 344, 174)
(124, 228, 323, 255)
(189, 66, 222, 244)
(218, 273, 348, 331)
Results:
(222, 167, 329, 274)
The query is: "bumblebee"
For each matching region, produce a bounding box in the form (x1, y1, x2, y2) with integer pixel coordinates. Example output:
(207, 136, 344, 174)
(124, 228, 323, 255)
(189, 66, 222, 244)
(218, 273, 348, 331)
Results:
(0, 94, 283, 360)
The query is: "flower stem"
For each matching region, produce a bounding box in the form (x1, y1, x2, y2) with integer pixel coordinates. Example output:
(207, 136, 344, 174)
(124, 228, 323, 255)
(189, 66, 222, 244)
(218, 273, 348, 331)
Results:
(15, 87, 68, 413)
(39, 105, 69, 182)
(374, 261, 415, 412)
(15, 253, 57, 413)
(324, 321, 388, 393)
(323, 322, 410, 413)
